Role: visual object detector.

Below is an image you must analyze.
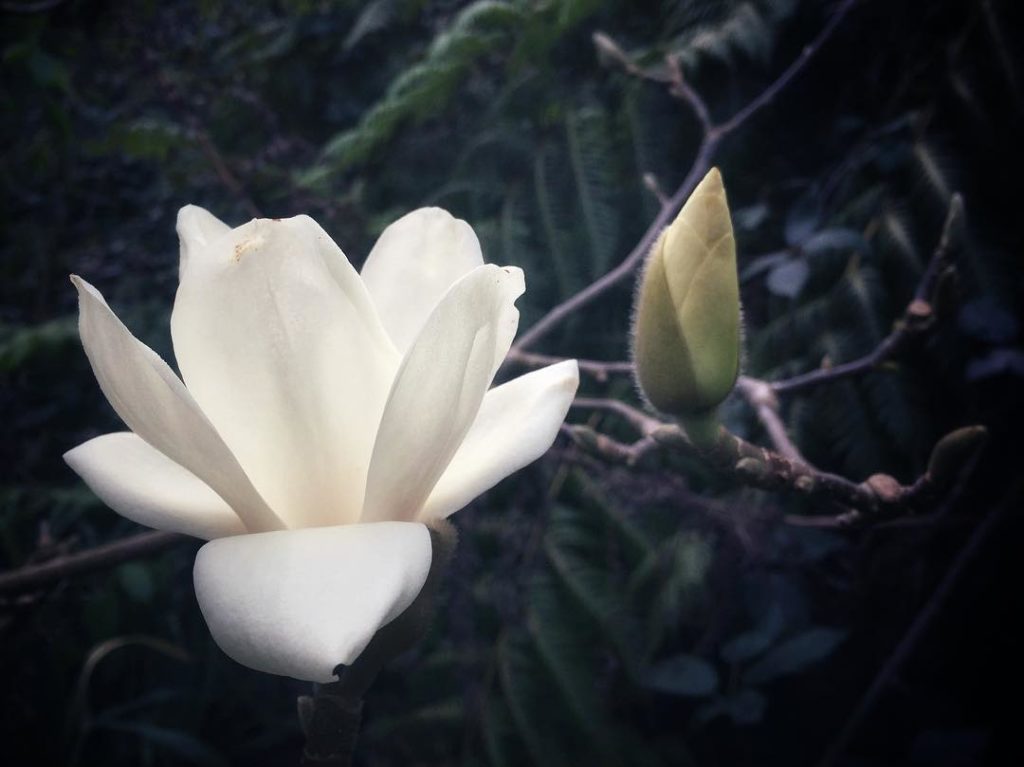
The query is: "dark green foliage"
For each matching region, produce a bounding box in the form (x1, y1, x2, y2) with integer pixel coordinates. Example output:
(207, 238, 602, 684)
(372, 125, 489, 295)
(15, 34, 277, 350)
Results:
(2, 1, 1021, 766)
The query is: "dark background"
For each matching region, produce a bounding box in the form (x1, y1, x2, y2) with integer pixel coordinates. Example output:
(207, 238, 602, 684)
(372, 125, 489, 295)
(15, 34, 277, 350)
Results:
(2, 1, 1022, 765)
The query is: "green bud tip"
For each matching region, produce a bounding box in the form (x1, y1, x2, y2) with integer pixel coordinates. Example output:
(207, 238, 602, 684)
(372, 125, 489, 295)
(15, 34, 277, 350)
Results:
(631, 167, 741, 423)
(927, 425, 988, 483)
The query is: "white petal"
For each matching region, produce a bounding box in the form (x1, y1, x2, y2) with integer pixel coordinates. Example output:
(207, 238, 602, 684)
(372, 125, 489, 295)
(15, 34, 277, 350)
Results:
(176, 205, 231, 278)
(65, 432, 244, 539)
(72, 277, 283, 533)
(419, 360, 579, 522)
(193, 522, 432, 682)
(171, 215, 400, 529)
(362, 264, 524, 523)
(360, 208, 484, 352)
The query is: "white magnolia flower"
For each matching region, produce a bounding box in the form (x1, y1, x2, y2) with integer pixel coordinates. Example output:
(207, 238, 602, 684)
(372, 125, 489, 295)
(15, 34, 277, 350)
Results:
(65, 206, 579, 682)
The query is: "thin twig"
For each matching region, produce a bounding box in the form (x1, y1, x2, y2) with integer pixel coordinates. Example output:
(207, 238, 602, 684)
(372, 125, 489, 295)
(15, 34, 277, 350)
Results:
(567, 397, 966, 526)
(506, 349, 633, 382)
(571, 397, 662, 435)
(817, 481, 1016, 767)
(715, 0, 860, 136)
(734, 376, 808, 463)
(665, 54, 713, 133)
(0, 531, 184, 595)
(771, 194, 961, 395)
(561, 425, 659, 467)
(193, 131, 263, 219)
(509, 188, 960, 398)
(511, 184, 957, 473)
(642, 173, 670, 207)
(510, 0, 860, 356)
(155, 69, 263, 219)
(509, 134, 718, 354)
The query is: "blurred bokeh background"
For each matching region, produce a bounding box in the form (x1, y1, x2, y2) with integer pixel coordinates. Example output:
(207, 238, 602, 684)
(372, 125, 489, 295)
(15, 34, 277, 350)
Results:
(2, 0, 1022, 765)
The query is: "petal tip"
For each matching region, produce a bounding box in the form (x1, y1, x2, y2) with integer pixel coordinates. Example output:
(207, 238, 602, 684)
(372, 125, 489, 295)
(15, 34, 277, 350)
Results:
(562, 358, 581, 388)
(498, 264, 526, 297)
(410, 206, 455, 222)
(176, 203, 205, 220)
(62, 443, 81, 468)
(70, 274, 100, 304)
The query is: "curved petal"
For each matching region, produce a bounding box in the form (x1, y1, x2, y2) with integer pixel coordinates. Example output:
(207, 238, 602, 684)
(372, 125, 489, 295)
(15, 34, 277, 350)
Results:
(362, 264, 524, 523)
(360, 208, 484, 352)
(171, 215, 400, 529)
(193, 522, 432, 682)
(65, 432, 244, 540)
(72, 276, 283, 533)
(176, 205, 231, 279)
(419, 360, 579, 522)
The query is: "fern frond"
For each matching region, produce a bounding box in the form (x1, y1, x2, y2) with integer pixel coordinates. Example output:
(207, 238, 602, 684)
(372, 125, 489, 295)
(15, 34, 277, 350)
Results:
(669, 2, 773, 72)
(309, 1, 525, 178)
(879, 205, 924, 274)
(496, 633, 575, 767)
(533, 146, 578, 298)
(565, 106, 621, 277)
(911, 139, 955, 205)
(525, 573, 607, 743)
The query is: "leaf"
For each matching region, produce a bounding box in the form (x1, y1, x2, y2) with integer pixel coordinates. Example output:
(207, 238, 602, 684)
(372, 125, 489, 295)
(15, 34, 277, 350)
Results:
(640, 531, 714, 652)
(725, 689, 766, 725)
(958, 298, 1019, 344)
(742, 627, 847, 685)
(720, 603, 784, 665)
(481, 694, 530, 767)
(92, 721, 227, 767)
(642, 654, 718, 697)
(543, 507, 637, 666)
(801, 227, 869, 256)
(740, 250, 789, 283)
(572, 470, 653, 565)
(694, 688, 767, 727)
(525, 573, 605, 742)
(364, 698, 464, 740)
(766, 260, 809, 298)
(966, 348, 1024, 381)
(116, 562, 154, 603)
(497, 634, 575, 767)
(784, 190, 821, 246)
(104, 118, 187, 162)
(344, 0, 398, 51)
(28, 49, 71, 93)
(0, 318, 78, 371)
(733, 202, 769, 231)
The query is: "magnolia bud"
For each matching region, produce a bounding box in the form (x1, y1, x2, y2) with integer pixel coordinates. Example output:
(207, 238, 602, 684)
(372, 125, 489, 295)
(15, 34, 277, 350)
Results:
(631, 168, 740, 442)
(926, 425, 988, 487)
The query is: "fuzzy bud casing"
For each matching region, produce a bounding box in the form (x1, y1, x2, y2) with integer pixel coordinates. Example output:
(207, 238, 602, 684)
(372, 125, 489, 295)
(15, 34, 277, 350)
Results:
(632, 168, 740, 419)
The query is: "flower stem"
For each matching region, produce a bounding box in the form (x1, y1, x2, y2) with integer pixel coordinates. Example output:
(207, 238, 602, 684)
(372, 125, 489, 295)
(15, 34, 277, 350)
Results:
(296, 521, 458, 765)
(680, 409, 721, 451)
(299, 685, 363, 766)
